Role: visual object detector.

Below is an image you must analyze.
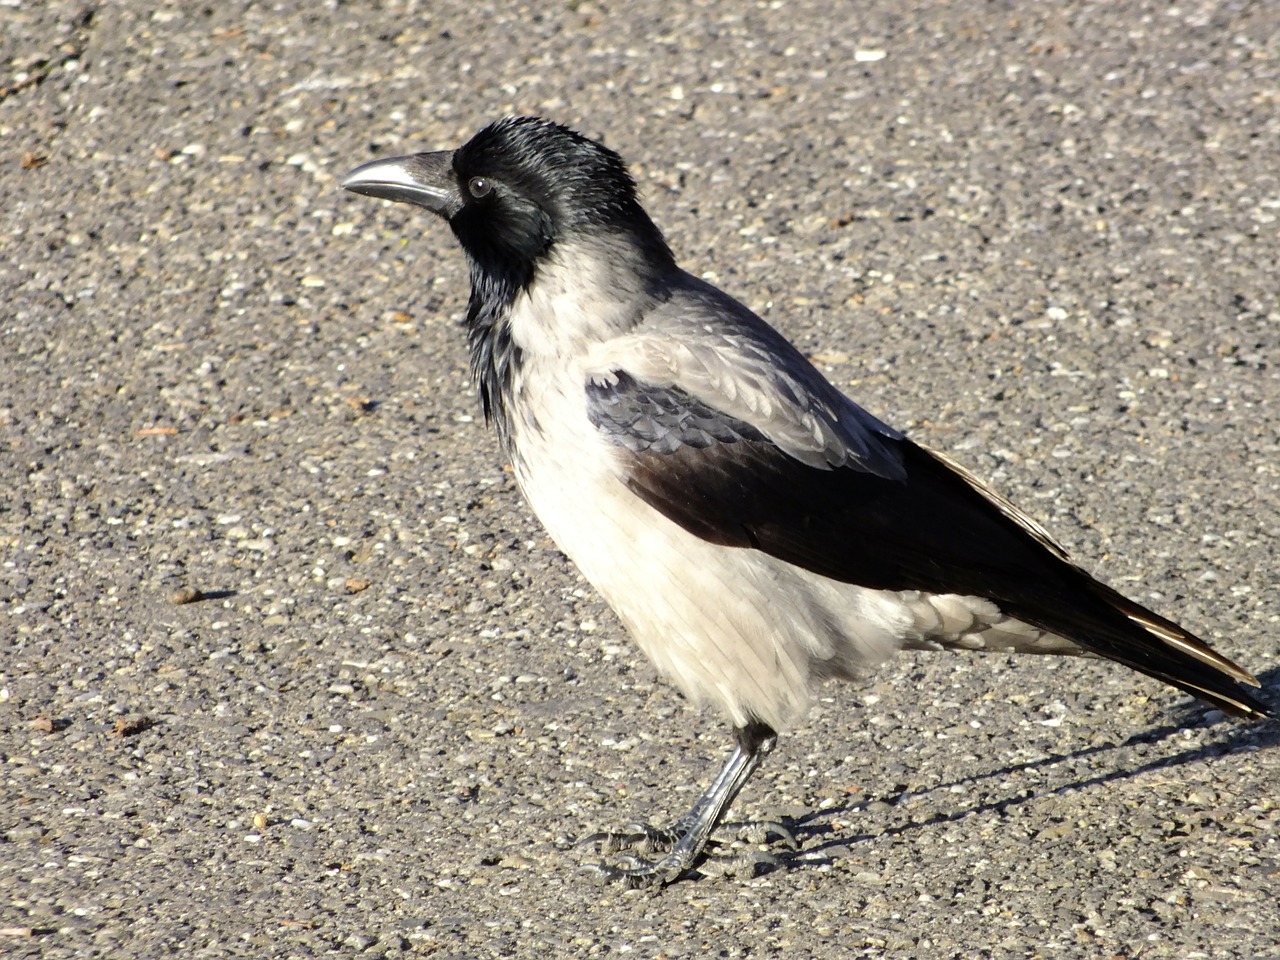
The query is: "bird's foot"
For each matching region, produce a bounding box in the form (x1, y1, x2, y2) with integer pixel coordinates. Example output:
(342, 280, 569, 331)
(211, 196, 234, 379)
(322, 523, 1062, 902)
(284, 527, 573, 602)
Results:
(577, 822, 688, 887)
(578, 817, 797, 887)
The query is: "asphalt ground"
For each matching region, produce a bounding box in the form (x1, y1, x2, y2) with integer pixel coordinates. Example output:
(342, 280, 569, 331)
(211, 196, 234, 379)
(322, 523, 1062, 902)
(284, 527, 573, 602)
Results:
(2, 1, 1278, 957)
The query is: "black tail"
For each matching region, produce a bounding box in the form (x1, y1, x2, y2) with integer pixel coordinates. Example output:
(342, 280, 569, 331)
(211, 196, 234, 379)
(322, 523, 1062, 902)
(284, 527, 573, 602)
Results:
(918, 445, 1272, 721)
(1046, 570, 1272, 720)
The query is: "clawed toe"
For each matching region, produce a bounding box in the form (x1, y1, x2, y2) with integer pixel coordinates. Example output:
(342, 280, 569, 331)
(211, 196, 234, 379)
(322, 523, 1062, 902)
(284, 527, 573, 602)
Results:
(722, 818, 799, 850)
(579, 822, 681, 856)
(696, 847, 783, 880)
(578, 852, 687, 888)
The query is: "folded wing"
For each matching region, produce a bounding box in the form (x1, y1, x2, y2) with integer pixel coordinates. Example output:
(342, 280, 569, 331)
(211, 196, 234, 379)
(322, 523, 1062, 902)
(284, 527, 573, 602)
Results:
(585, 359, 1269, 720)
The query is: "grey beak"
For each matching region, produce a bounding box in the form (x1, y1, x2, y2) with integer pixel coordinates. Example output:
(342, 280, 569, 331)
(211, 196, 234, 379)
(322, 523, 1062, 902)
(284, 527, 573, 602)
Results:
(341, 150, 462, 218)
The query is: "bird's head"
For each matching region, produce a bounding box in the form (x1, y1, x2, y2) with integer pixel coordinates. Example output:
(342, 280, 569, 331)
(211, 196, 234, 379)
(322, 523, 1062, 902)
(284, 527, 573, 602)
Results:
(342, 117, 673, 288)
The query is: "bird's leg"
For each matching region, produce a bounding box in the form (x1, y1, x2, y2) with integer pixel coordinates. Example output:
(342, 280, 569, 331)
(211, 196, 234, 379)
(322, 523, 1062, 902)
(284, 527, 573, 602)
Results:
(581, 721, 778, 886)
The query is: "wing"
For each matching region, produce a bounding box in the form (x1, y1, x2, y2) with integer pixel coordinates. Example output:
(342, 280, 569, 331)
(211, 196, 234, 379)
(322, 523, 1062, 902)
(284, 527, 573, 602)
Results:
(585, 368, 1269, 720)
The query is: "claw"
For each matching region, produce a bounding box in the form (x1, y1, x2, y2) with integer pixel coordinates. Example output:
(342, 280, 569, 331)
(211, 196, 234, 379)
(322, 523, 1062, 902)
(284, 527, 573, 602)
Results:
(723, 818, 799, 850)
(579, 850, 690, 887)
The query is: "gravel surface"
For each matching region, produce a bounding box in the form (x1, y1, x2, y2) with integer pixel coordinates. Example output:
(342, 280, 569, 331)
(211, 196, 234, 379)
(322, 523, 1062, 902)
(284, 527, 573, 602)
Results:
(2, 1, 1278, 957)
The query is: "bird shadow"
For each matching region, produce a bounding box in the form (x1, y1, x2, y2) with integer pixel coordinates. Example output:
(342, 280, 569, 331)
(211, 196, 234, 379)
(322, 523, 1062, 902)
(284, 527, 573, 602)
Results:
(767, 666, 1279, 872)
(194, 589, 237, 602)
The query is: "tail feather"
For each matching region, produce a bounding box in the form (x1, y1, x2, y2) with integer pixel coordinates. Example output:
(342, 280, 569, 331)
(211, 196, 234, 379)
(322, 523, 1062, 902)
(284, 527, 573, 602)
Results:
(1051, 571, 1270, 720)
(931, 445, 1270, 720)
(921, 448, 1269, 716)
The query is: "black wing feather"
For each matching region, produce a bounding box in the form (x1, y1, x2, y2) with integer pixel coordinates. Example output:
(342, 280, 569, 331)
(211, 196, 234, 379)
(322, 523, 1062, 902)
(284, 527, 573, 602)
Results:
(587, 372, 1270, 719)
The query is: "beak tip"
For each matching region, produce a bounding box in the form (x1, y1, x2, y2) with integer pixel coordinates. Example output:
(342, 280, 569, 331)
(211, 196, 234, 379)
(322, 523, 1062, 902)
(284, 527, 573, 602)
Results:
(339, 157, 398, 194)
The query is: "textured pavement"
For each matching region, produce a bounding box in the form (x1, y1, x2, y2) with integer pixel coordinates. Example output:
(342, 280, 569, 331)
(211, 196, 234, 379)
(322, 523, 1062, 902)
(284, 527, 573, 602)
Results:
(2, 1, 1278, 957)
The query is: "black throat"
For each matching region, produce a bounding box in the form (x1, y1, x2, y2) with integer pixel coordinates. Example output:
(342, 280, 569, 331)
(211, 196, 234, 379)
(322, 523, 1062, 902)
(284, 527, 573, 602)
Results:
(462, 251, 529, 453)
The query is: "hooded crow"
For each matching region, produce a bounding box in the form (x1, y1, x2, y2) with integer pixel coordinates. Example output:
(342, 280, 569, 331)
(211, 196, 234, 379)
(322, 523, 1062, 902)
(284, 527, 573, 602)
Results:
(341, 116, 1270, 885)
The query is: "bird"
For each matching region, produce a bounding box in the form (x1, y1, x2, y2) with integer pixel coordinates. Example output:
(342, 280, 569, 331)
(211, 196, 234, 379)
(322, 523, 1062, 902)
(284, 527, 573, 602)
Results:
(340, 116, 1271, 886)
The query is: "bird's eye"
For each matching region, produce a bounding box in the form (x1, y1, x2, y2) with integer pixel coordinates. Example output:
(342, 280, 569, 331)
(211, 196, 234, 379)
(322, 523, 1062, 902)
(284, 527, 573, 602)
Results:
(468, 177, 493, 199)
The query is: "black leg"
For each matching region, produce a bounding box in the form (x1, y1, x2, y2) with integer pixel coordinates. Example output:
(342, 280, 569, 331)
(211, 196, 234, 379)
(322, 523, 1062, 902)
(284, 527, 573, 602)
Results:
(581, 721, 778, 886)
